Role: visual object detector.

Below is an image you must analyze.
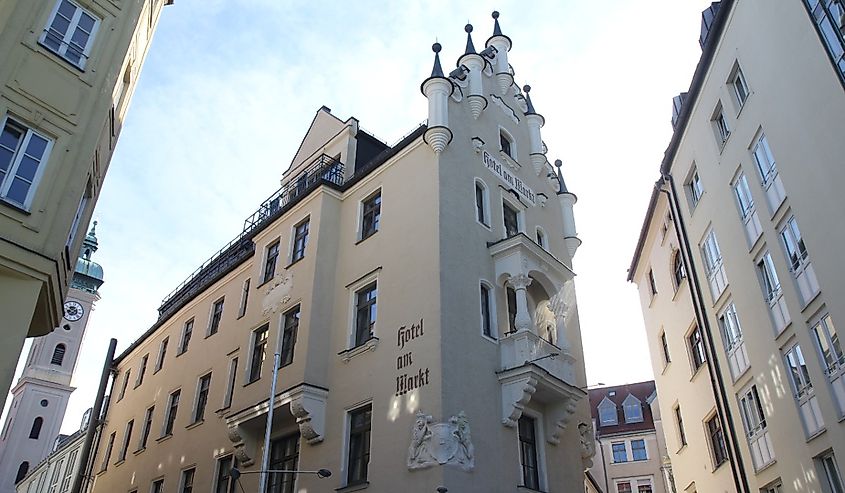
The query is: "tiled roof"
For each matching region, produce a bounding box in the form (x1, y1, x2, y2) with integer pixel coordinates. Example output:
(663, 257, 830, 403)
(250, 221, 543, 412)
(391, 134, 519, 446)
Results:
(588, 380, 656, 437)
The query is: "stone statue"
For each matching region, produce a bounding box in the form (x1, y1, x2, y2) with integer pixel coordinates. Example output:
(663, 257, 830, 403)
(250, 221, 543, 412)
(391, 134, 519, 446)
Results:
(452, 412, 474, 470)
(533, 300, 557, 345)
(408, 412, 433, 464)
(579, 422, 596, 469)
(408, 411, 474, 472)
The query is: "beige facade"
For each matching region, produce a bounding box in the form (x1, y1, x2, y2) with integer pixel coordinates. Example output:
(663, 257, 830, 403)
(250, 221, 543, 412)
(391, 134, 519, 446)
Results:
(0, 0, 171, 411)
(87, 14, 594, 493)
(629, 1, 845, 492)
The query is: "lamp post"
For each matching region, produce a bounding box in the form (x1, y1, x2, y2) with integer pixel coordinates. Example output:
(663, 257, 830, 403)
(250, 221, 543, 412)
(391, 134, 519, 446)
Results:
(257, 347, 282, 492)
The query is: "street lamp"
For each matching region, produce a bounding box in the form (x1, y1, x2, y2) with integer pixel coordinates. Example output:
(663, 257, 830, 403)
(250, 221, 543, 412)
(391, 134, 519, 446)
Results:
(230, 467, 332, 479)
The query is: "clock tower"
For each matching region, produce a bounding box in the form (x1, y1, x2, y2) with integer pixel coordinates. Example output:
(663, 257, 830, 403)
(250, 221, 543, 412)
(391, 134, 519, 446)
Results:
(0, 223, 104, 491)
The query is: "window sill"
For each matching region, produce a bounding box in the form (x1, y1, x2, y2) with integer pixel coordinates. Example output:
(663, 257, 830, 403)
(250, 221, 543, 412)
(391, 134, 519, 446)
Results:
(133, 447, 145, 456)
(339, 337, 379, 363)
(114, 459, 125, 467)
(185, 420, 204, 430)
(37, 41, 87, 73)
(712, 459, 728, 472)
(205, 331, 218, 340)
(754, 459, 777, 473)
(476, 219, 492, 231)
(335, 481, 369, 492)
(243, 377, 261, 388)
(355, 231, 378, 245)
(176, 349, 187, 357)
(256, 276, 276, 290)
(805, 427, 827, 443)
(286, 256, 305, 269)
(517, 487, 547, 493)
(661, 362, 671, 375)
(481, 334, 498, 345)
(156, 434, 173, 443)
(0, 198, 31, 215)
(689, 364, 707, 382)
(675, 443, 687, 454)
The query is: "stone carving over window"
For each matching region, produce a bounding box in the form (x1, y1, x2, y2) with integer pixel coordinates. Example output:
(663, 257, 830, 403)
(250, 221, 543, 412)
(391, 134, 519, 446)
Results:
(261, 273, 292, 316)
(579, 422, 596, 469)
(407, 411, 474, 472)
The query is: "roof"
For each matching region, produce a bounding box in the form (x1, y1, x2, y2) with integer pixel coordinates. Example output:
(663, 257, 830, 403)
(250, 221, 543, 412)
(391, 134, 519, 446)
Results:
(626, 179, 665, 281)
(589, 380, 657, 437)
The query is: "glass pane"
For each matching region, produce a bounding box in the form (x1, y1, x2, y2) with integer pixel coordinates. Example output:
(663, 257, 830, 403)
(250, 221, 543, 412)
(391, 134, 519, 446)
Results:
(0, 148, 13, 175)
(50, 15, 71, 37)
(70, 28, 90, 49)
(6, 177, 31, 204)
(0, 126, 22, 151)
(16, 155, 39, 181)
(78, 13, 96, 33)
(58, 0, 76, 19)
(25, 134, 48, 159)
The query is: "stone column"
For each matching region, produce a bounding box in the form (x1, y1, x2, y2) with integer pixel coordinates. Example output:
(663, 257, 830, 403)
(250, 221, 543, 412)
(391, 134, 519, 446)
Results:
(508, 274, 533, 332)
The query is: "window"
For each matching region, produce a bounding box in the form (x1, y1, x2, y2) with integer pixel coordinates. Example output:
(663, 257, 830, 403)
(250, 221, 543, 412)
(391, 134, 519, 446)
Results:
(180, 468, 195, 493)
(500, 130, 514, 159)
(354, 283, 377, 347)
(60, 450, 76, 492)
(672, 252, 686, 290)
(733, 173, 754, 219)
(179, 319, 193, 354)
(623, 394, 643, 424)
(41, 1, 100, 69)
(752, 134, 777, 186)
(802, 0, 845, 81)
(647, 269, 658, 297)
(249, 324, 269, 383)
(151, 479, 164, 493)
(193, 373, 211, 423)
(638, 482, 654, 493)
(503, 201, 520, 238)
(818, 451, 845, 493)
(506, 287, 517, 333)
(718, 303, 743, 352)
(660, 332, 671, 365)
(136, 354, 148, 387)
(263, 240, 280, 283)
(66, 186, 90, 253)
(281, 306, 299, 367)
(238, 279, 250, 318)
(214, 455, 236, 493)
(163, 389, 180, 436)
(674, 405, 687, 447)
(688, 325, 707, 372)
(475, 181, 489, 226)
(155, 337, 168, 372)
(731, 66, 749, 107)
(14, 461, 29, 484)
(139, 406, 154, 450)
(701, 229, 728, 299)
(784, 344, 814, 398)
(631, 439, 647, 461)
(118, 369, 131, 401)
(118, 420, 133, 462)
(612, 442, 628, 463)
(617, 482, 632, 493)
(291, 219, 309, 262)
(51, 344, 66, 365)
(685, 167, 704, 208)
(29, 417, 43, 439)
(762, 482, 783, 493)
(738, 385, 767, 439)
(518, 415, 541, 489)
(268, 434, 300, 493)
(780, 216, 809, 272)
(208, 298, 224, 336)
(812, 314, 844, 377)
(360, 190, 382, 240)
(100, 432, 115, 471)
(713, 105, 731, 145)
(1, 117, 53, 210)
(706, 414, 728, 467)
(598, 397, 618, 426)
(536, 228, 546, 248)
(223, 357, 238, 408)
(346, 404, 372, 486)
(48, 459, 63, 491)
(756, 252, 782, 303)
(480, 283, 495, 339)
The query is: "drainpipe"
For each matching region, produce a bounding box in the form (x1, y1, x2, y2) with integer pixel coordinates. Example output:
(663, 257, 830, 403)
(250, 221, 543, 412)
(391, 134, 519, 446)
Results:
(660, 176, 750, 493)
(71, 338, 117, 493)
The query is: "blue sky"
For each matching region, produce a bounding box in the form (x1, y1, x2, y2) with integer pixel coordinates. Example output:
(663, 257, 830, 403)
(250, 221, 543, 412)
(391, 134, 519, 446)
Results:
(5, 0, 717, 433)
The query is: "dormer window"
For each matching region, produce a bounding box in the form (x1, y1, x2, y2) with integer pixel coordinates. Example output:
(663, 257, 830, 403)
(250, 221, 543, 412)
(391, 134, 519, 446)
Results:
(622, 394, 644, 423)
(598, 396, 618, 426)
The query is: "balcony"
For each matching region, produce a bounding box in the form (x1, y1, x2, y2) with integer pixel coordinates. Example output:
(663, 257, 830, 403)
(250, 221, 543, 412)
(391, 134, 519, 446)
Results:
(499, 329, 575, 384)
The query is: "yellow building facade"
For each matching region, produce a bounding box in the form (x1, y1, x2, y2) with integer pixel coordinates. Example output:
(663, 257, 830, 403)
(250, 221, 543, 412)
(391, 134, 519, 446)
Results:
(630, 1, 845, 492)
(0, 0, 171, 411)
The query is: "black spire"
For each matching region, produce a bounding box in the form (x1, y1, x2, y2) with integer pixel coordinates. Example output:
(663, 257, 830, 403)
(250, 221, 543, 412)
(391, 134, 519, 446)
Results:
(492, 11, 503, 36)
(464, 24, 476, 55)
(431, 42, 444, 77)
(555, 159, 569, 194)
(523, 84, 537, 114)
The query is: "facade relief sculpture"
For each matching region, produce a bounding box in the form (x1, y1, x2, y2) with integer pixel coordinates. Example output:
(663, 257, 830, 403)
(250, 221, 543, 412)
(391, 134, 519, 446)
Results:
(579, 422, 596, 469)
(408, 411, 474, 472)
(261, 273, 293, 316)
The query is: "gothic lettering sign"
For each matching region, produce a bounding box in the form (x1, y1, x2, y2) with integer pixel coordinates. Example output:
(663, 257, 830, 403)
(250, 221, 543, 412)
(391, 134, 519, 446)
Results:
(395, 319, 431, 396)
(482, 150, 536, 206)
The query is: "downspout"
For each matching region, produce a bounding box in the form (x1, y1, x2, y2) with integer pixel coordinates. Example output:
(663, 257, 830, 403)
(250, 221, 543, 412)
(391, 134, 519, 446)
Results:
(660, 176, 750, 493)
(599, 436, 609, 492)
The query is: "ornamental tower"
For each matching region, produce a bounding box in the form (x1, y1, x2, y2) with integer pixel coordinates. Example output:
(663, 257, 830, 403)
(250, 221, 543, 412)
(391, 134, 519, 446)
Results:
(0, 223, 104, 492)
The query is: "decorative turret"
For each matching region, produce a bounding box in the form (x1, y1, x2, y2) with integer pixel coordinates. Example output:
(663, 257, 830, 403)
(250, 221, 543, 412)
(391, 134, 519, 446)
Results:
(555, 160, 581, 258)
(421, 42, 454, 154)
(457, 24, 488, 119)
(522, 85, 547, 175)
(486, 11, 513, 95)
(71, 221, 105, 295)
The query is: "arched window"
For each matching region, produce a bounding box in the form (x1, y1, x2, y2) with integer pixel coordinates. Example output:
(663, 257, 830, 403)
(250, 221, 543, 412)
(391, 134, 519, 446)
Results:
(14, 461, 29, 484)
(536, 227, 546, 249)
(51, 344, 66, 366)
(474, 179, 489, 227)
(480, 282, 496, 340)
(506, 287, 517, 333)
(29, 417, 43, 439)
(672, 251, 687, 289)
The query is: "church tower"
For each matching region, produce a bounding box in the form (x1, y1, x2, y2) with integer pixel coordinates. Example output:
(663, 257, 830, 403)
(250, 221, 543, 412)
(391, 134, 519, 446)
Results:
(0, 223, 104, 491)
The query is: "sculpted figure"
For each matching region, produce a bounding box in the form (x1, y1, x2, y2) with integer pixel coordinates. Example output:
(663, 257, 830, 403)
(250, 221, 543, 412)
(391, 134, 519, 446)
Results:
(452, 412, 475, 471)
(534, 300, 557, 345)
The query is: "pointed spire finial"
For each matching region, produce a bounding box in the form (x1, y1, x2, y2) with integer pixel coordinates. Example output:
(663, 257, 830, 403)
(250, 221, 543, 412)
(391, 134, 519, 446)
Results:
(90, 220, 97, 236)
(523, 84, 537, 114)
(464, 23, 476, 55)
(555, 159, 569, 194)
(492, 11, 503, 36)
(431, 42, 445, 77)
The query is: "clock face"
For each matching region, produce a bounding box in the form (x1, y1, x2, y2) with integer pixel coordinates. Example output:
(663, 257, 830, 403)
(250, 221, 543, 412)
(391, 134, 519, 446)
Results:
(64, 301, 84, 322)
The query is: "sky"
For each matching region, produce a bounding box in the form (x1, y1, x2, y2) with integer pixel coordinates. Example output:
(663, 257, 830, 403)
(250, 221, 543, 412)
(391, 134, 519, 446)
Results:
(4, 0, 717, 434)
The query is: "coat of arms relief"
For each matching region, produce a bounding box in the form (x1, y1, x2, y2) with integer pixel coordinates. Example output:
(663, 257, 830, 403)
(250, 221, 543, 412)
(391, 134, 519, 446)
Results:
(407, 411, 474, 472)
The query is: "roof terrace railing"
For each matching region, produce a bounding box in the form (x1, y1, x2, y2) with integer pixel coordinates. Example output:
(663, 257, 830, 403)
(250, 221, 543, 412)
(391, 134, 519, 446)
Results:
(158, 154, 344, 318)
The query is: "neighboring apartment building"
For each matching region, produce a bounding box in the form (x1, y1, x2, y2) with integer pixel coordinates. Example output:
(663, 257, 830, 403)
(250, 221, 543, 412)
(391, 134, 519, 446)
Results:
(0, 0, 172, 412)
(587, 381, 674, 493)
(0, 224, 104, 493)
(87, 13, 596, 493)
(629, 1, 845, 492)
